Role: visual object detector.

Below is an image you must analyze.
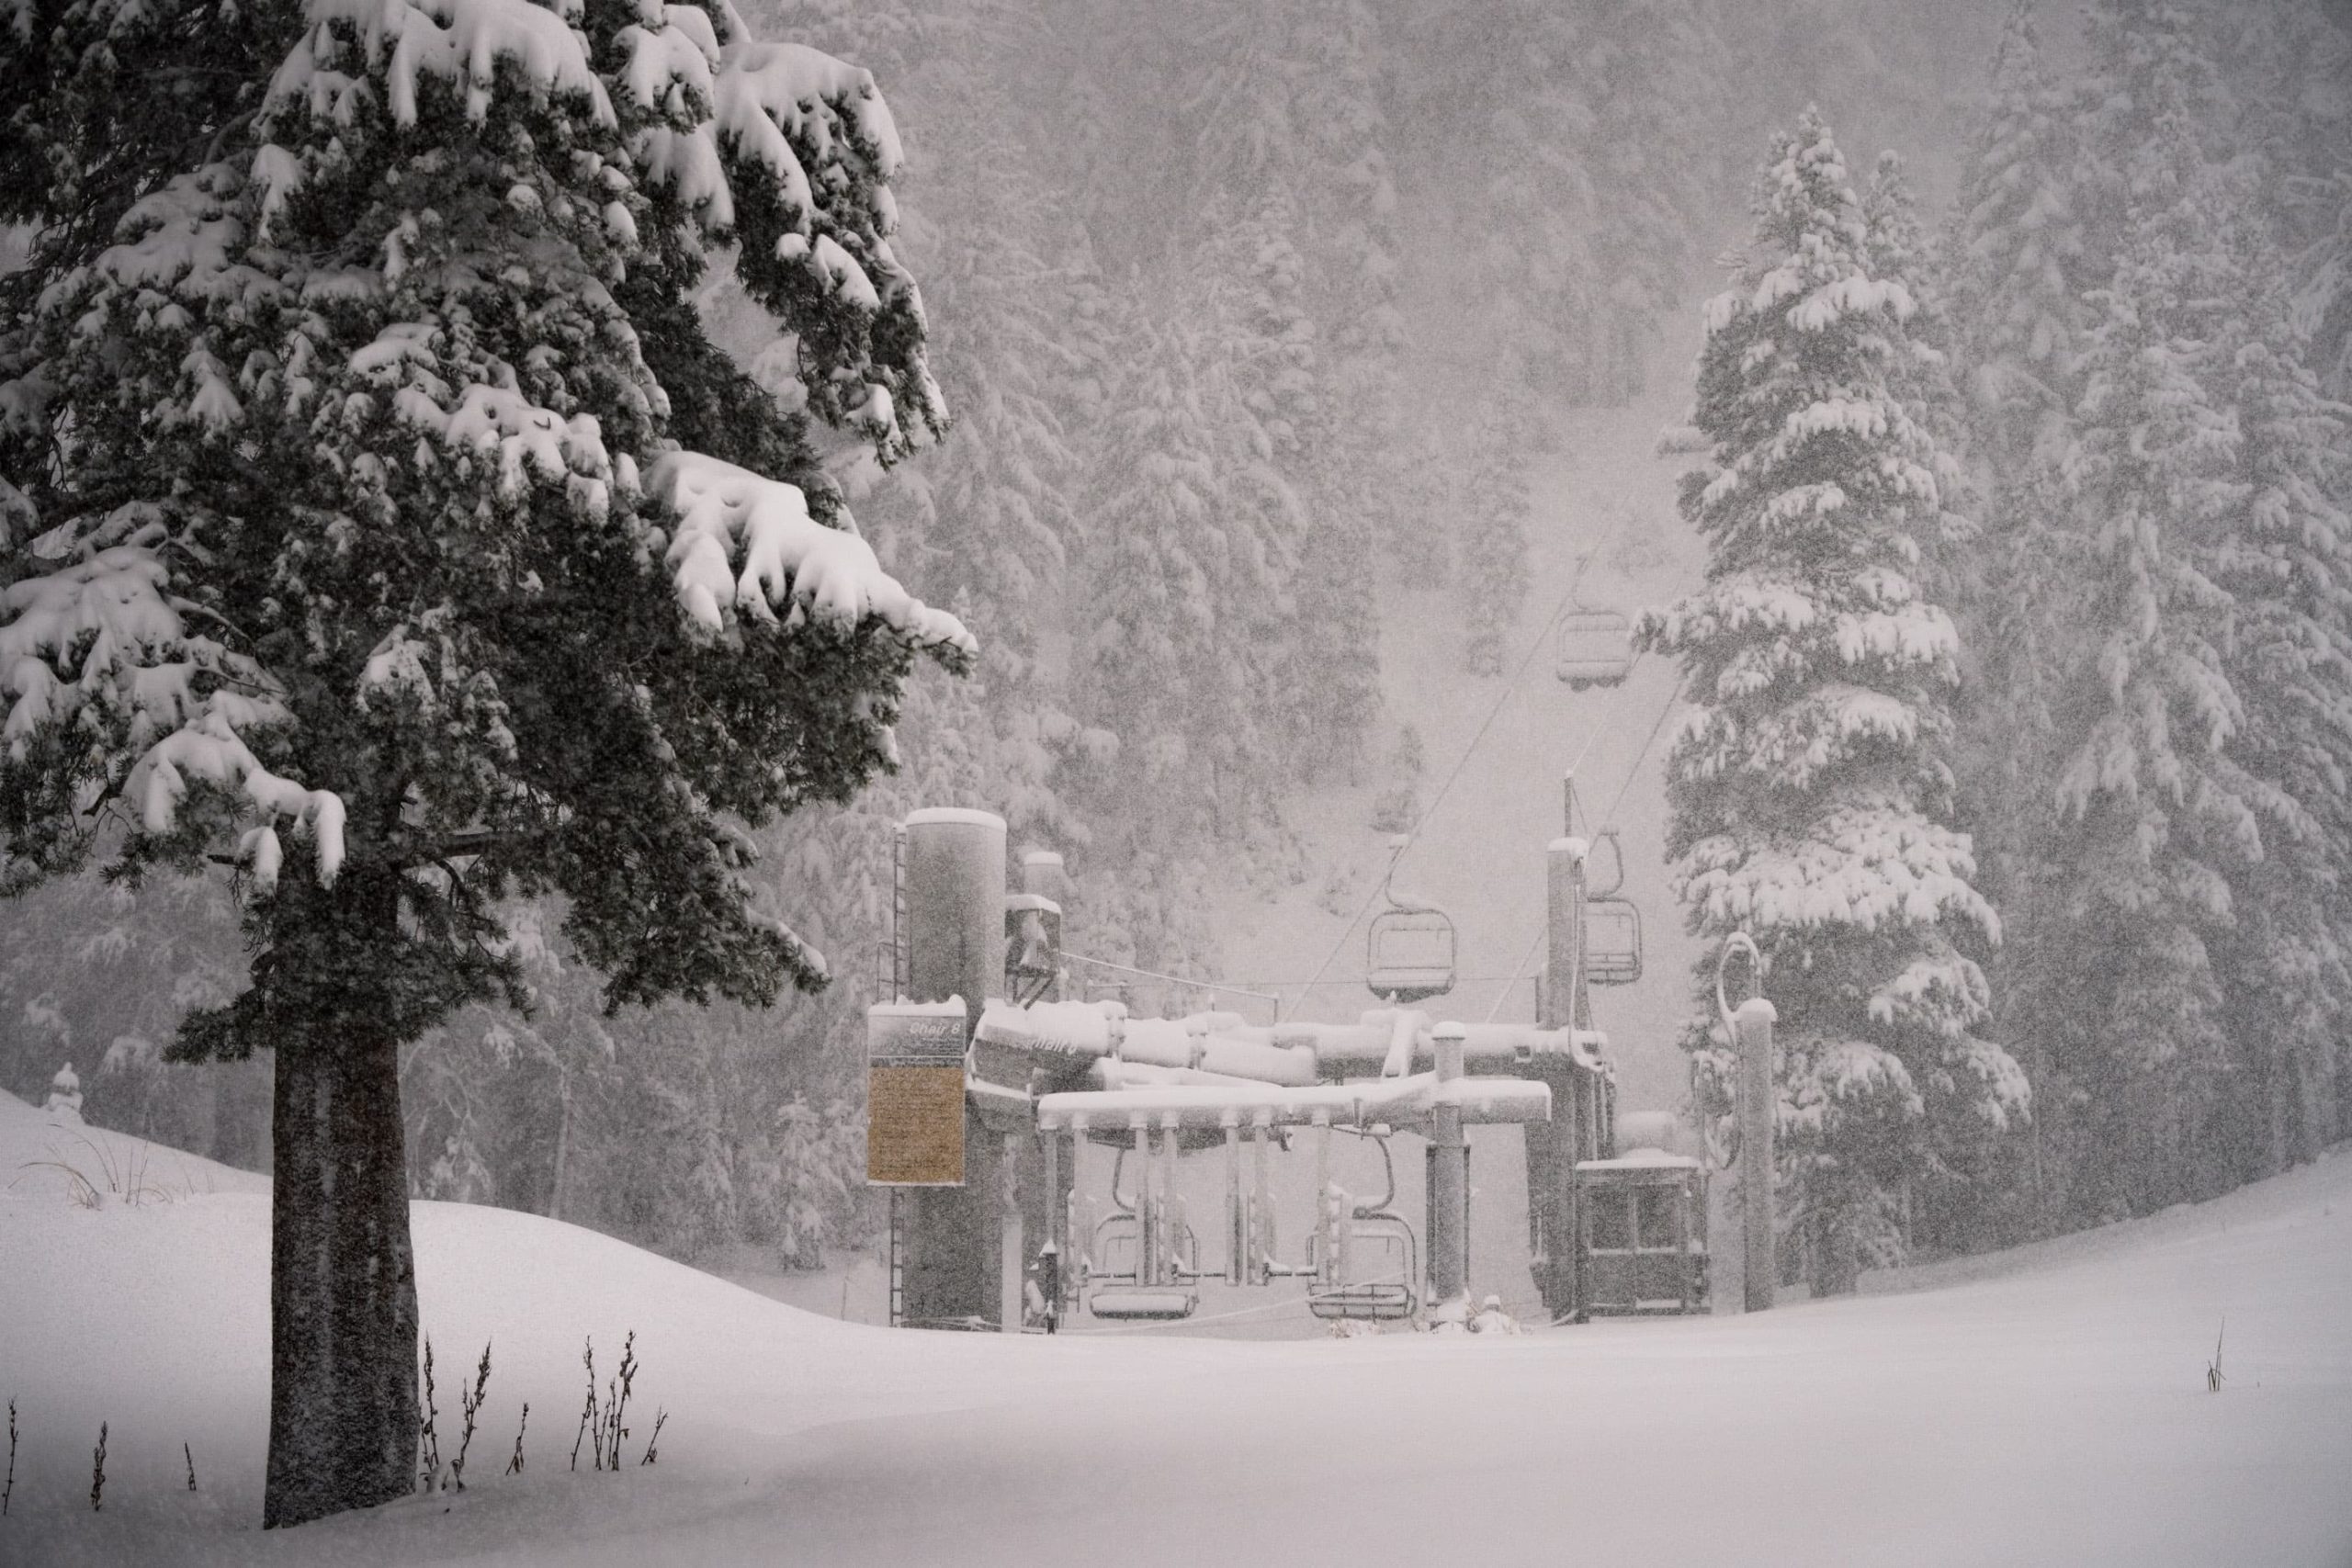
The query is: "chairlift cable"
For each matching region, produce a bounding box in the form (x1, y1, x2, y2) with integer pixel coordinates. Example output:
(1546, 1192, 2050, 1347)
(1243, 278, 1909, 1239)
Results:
(1280, 506, 1645, 1021)
(1593, 672, 1688, 837)
(1483, 671, 1687, 1025)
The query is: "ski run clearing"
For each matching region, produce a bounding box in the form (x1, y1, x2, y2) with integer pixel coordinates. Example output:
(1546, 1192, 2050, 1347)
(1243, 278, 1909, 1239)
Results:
(0, 1088, 2346, 1568)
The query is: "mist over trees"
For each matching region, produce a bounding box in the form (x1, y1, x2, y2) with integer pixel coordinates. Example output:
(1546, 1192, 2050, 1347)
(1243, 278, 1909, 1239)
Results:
(5, 0, 2349, 1343)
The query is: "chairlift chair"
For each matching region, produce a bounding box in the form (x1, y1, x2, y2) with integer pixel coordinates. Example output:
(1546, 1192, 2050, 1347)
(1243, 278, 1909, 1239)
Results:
(1585, 897, 1643, 986)
(1580, 829, 1643, 986)
(1084, 1217, 1201, 1322)
(1308, 1213, 1419, 1322)
(1556, 610, 1634, 689)
(1365, 834, 1457, 1004)
(1088, 1288, 1199, 1321)
(1366, 907, 1457, 1004)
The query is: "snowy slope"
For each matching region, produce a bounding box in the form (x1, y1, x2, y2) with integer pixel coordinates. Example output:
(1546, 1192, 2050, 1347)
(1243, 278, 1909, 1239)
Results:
(3, 1089, 2348, 1566)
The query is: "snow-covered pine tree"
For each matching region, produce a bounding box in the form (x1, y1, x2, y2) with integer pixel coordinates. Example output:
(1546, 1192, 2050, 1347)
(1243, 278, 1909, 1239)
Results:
(763, 1091, 853, 1269)
(1638, 109, 2023, 1293)
(1456, 1, 1604, 405)
(1458, 412, 1533, 678)
(2031, 257, 2251, 1218)
(1, 0, 959, 1527)
(1566, 0, 1718, 403)
(2205, 0, 2351, 389)
(1861, 148, 2029, 1250)
(2202, 254, 2352, 1174)
(0, 866, 262, 1160)
(2072, 0, 2227, 285)
(1198, 185, 1377, 784)
(2002, 0, 2281, 1223)
(1945, 0, 2086, 470)
(2294, 169, 2352, 401)
(1070, 298, 1243, 971)
(1939, 2, 2100, 1235)
(1863, 152, 1973, 579)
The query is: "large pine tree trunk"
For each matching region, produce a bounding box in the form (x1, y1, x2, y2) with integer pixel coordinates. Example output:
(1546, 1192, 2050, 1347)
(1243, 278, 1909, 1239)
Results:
(264, 1021, 419, 1529)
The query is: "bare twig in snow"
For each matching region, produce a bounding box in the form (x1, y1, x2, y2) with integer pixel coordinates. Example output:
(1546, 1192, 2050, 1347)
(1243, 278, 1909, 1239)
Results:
(640, 1409, 666, 1467)
(452, 1342, 492, 1491)
(418, 1339, 442, 1492)
(571, 1338, 596, 1472)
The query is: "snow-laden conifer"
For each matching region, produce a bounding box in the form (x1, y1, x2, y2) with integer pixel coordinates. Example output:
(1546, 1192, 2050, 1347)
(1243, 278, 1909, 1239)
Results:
(1946, 0, 2086, 468)
(2202, 257, 2352, 1172)
(1458, 412, 1532, 679)
(1, 0, 958, 1527)
(1641, 109, 2022, 1292)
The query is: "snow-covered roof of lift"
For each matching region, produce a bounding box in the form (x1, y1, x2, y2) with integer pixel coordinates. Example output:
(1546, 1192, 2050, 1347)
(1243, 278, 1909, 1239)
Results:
(1549, 836, 1589, 857)
(904, 807, 1006, 829)
(869, 998, 966, 1019)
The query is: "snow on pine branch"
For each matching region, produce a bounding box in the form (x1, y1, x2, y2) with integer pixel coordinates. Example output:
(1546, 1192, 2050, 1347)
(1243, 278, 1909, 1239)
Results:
(712, 42, 905, 222)
(646, 450, 972, 654)
(623, 16, 935, 456)
(1676, 797, 1997, 942)
(267, 0, 615, 133)
(1785, 1038, 1923, 1135)
(386, 363, 625, 521)
(0, 513, 345, 889)
(266, 0, 933, 466)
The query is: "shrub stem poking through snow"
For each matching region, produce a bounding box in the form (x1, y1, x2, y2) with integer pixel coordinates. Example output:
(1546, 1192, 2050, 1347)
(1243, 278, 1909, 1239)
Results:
(89, 1422, 106, 1513)
(640, 1410, 666, 1467)
(2207, 1318, 2226, 1393)
(572, 1339, 597, 1472)
(5, 1397, 16, 1517)
(418, 1340, 441, 1493)
(452, 1342, 492, 1491)
(184, 1441, 196, 1493)
(600, 1333, 638, 1472)
(506, 1403, 529, 1476)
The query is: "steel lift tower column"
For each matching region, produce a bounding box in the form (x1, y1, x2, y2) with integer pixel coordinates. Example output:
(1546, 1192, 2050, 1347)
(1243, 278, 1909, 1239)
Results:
(899, 808, 1008, 1328)
(1523, 771, 1604, 1319)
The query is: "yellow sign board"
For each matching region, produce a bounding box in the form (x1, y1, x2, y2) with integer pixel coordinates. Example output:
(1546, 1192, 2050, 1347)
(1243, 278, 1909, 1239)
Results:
(866, 1065, 967, 1186)
(866, 1001, 967, 1187)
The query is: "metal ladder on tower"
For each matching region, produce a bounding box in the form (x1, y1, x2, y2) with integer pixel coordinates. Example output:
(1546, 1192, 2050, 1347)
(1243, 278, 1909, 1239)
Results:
(888, 1189, 907, 1328)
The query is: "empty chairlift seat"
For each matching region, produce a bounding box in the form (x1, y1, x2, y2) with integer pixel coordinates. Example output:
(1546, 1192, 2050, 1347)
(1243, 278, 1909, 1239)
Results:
(1584, 897, 1643, 986)
(1556, 611, 1634, 689)
(1088, 1288, 1198, 1322)
(1309, 1215, 1419, 1322)
(1366, 907, 1457, 1004)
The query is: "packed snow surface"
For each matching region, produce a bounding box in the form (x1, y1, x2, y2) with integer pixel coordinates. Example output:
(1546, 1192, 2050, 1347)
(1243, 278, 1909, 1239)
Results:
(1, 1088, 2346, 1566)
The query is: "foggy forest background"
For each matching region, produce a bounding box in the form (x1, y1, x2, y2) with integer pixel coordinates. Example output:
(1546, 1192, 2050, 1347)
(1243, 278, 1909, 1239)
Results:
(6, 0, 2349, 1294)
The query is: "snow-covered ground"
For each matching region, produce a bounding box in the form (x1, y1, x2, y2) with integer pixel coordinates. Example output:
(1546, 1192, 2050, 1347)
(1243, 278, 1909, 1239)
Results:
(4, 1087, 2347, 1567)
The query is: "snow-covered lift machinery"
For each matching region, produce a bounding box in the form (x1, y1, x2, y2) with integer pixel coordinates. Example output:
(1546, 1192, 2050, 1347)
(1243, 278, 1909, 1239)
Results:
(1573, 1147, 1708, 1315)
(867, 777, 1690, 1333)
(1018, 1030, 1555, 1325)
(1555, 610, 1634, 689)
(1365, 834, 1458, 1005)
